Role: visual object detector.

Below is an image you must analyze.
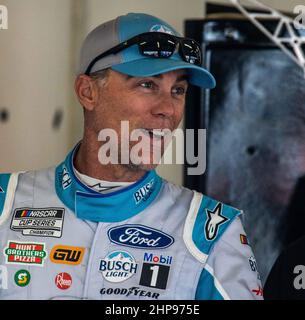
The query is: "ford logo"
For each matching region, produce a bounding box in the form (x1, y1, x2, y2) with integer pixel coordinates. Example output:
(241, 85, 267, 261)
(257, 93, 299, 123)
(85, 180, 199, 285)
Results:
(108, 225, 174, 249)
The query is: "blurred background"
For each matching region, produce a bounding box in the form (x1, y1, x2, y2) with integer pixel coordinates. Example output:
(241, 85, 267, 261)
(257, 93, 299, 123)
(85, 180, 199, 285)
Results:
(1, 0, 305, 284)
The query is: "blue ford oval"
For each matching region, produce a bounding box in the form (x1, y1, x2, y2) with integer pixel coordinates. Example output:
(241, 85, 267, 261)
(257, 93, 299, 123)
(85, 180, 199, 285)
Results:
(108, 224, 175, 249)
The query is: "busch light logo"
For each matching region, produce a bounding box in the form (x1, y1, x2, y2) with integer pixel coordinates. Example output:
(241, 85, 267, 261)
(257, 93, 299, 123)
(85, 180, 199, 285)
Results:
(108, 225, 174, 249)
(133, 179, 154, 205)
(150, 24, 174, 35)
(99, 251, 138, 283)
(143, 252, 173, 265)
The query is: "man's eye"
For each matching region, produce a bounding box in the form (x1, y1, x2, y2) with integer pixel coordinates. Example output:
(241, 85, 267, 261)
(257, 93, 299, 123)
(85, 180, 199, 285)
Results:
(172, 87, 186, 95)
(140, 81, 154, 89)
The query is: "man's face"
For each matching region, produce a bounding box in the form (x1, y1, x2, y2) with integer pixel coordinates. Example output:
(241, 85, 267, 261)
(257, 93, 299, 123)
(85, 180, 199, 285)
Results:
(90, 69, 188, 172)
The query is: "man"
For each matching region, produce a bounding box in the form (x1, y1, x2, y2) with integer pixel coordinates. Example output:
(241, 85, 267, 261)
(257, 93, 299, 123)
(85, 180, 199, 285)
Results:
(0, 13, 262, 299)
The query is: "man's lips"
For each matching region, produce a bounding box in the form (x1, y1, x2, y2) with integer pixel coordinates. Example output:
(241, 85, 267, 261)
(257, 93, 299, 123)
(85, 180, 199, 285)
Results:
(140, 128, 172, 139)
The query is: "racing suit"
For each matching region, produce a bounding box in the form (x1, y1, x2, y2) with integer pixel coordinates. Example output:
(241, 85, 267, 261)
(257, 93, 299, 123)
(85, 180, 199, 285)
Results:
(0, 144, 263, 300)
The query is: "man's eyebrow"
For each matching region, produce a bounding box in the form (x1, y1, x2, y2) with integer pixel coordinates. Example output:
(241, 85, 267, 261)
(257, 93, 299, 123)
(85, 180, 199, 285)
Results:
(151, 74, 189, 82)
(126, 74, 189, 82)
(176, 75, 189, 83)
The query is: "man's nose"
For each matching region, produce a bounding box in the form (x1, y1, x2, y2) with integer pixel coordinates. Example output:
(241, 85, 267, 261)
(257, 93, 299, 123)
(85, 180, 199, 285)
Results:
(151, 93, 175, 118)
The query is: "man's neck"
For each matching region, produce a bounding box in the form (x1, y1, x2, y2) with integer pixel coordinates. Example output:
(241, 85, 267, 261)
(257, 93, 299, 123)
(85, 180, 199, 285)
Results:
(74, 139, 147, 182)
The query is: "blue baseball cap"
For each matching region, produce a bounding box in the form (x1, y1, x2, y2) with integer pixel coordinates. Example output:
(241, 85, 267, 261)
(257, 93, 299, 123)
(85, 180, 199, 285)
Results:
(78, 13, 216, 88)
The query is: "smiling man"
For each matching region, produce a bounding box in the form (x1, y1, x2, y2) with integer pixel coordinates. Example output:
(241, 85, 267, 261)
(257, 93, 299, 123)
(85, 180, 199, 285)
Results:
(0, 13, 262, 300)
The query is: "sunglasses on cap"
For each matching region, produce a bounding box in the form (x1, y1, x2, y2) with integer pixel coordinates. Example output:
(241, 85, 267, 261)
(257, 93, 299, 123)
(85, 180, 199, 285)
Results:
(84, 32, 202, 75)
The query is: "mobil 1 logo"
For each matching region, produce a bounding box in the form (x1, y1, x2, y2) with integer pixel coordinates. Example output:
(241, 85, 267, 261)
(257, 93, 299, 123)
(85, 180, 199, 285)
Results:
(139, 253, 172, 290)
(10, 207, 65, 238)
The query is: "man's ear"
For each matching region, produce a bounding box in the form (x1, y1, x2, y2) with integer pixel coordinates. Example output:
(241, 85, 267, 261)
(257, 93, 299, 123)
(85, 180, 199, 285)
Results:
(74, 75, 99, 111)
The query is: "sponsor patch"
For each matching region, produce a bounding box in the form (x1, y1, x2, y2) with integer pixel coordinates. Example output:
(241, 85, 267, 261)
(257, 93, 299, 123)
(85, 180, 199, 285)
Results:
(50, 245, 85, 265)
(10, 207, 65, 238)
(249, 256, 258, 272)
(99, 251, 138, 283)
(205, 203, 228, 241)
(100, 287, 159, 299)
(240, 234, 250, 245)
(55, 272, 72, 290)
(133, 179, 154, 205)
(4, 241, 47, 266)
(252, 286, 263, 296)
(62, 165, 72, 190)
(143, 252, 173, 265)
(14, 270, 31, 287)
(108, 225, 174, 249)
(249, 255, 261, 280)
(139, 252, 172, 290)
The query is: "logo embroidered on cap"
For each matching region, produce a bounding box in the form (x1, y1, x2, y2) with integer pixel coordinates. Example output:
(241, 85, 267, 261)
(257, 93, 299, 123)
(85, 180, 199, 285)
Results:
(150, 24, 174, 35)
(205, 203, 228, 241)
(108, 225, 174, 249)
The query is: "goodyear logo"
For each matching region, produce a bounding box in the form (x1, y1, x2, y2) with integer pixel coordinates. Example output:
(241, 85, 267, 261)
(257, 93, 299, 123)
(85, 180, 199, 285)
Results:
(50, 245, 85, 265)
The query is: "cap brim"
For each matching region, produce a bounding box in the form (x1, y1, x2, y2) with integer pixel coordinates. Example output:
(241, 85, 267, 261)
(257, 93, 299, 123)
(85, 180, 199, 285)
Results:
(111, 58, 216, 89)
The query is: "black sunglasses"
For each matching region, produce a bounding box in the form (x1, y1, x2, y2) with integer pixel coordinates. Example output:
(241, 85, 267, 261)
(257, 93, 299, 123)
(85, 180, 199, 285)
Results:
(85, 32, 202, 75)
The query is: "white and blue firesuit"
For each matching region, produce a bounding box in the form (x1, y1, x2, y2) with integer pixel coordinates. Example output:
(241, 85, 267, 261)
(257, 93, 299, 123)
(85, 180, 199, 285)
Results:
(0, 145, 262, 300)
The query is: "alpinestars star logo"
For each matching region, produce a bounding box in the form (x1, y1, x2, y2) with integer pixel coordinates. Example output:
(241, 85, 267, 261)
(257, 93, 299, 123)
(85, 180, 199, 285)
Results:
(205, 203, 228, 241)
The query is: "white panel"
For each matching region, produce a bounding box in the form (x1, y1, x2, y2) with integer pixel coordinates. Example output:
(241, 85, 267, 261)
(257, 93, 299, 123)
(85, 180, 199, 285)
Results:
(0, 0, 72, 172)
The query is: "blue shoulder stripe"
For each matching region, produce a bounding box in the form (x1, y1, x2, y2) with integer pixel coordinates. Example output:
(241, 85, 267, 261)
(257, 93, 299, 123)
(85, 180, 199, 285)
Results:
(192, 195, 241, 256)
(0, 173, 11, 217)
(195, 267, 225, 300)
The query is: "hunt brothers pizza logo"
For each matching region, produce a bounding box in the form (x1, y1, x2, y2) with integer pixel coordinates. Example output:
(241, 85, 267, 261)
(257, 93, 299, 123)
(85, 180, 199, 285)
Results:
(4, 241, 47, 266)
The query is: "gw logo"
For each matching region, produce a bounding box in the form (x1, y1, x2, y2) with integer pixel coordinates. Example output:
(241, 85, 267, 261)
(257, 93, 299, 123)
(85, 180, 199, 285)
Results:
(50, 245, 85, 265)
(0, 265, 8, 289)
(294, 5, 305, 30)
(0, 5, 8, 30)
